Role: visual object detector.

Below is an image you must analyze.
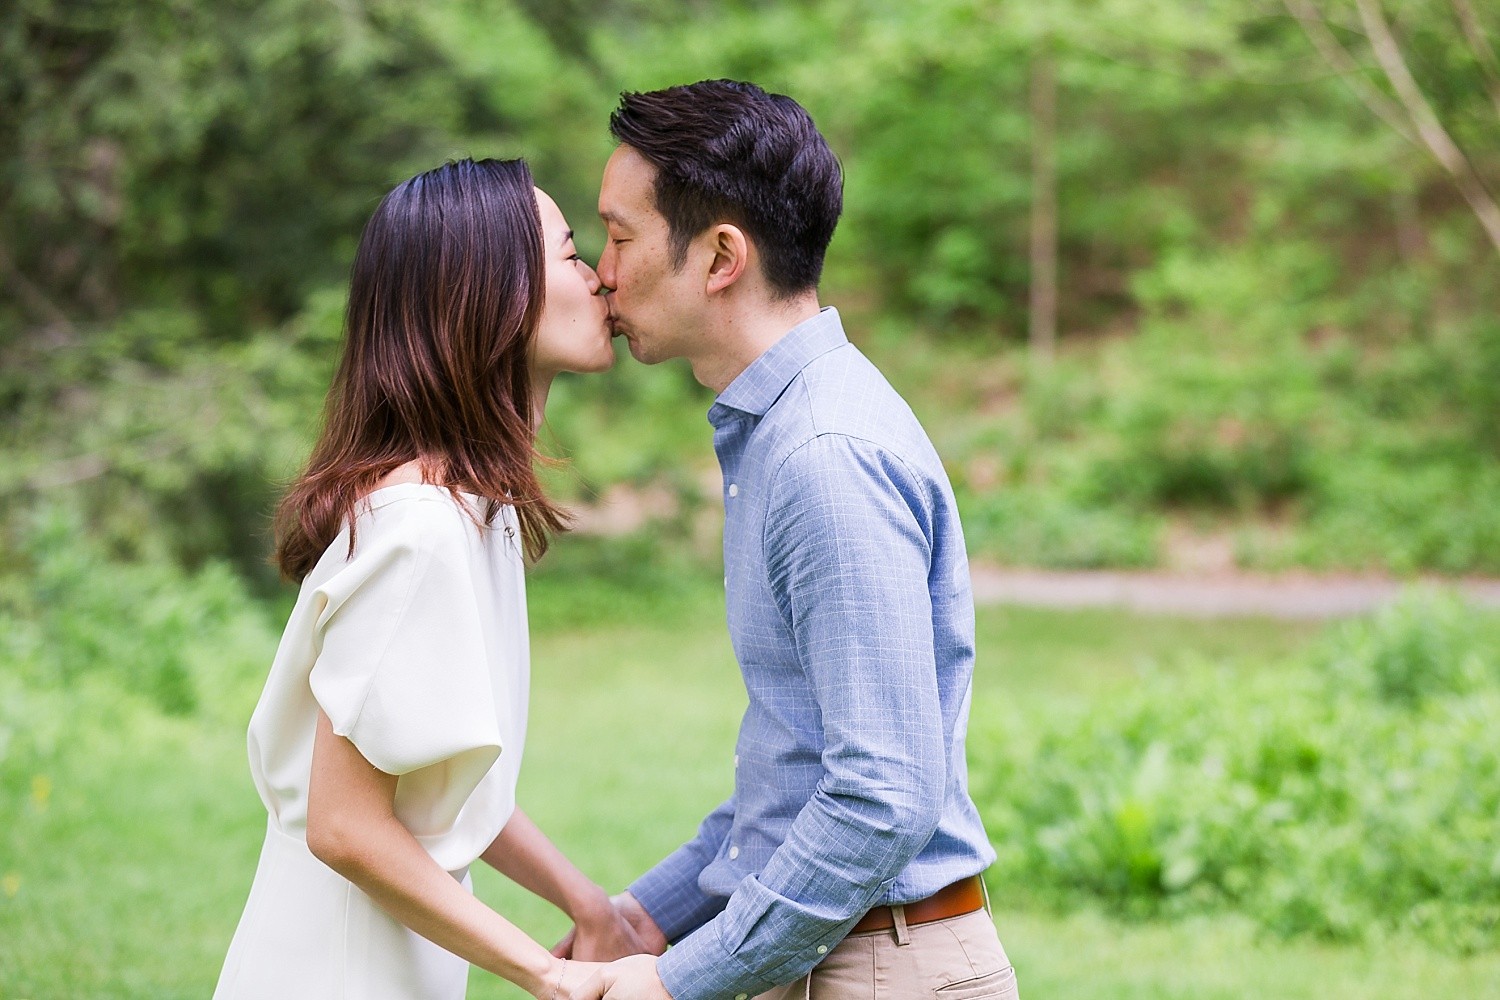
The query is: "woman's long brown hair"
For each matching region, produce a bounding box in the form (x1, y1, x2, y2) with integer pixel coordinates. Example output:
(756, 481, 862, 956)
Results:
(274, 158, 567, 581)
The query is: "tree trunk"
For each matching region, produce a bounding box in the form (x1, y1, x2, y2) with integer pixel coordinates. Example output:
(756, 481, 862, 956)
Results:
(1029, 52, 1058, 361)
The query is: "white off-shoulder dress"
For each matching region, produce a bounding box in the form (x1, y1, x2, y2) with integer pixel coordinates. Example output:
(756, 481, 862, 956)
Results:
(214, 483, 529, 1000)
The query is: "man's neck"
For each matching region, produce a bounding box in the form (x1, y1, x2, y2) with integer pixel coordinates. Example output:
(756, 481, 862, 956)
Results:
(689, 294, 822, 394)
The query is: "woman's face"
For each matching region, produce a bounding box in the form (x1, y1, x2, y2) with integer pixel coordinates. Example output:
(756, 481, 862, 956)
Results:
(531, 187, 614, 378)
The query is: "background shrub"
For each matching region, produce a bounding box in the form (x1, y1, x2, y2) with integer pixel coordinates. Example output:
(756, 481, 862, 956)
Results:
(972, 590, 1500, 953)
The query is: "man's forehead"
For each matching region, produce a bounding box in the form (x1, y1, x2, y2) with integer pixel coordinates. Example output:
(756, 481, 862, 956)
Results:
(605, 145, 657, 191)
(600, 146, 666, 229)
(607, 143, 654, 177)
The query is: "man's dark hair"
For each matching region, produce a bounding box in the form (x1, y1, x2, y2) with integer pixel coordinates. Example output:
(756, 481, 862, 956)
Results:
(609, 79, 843, 298)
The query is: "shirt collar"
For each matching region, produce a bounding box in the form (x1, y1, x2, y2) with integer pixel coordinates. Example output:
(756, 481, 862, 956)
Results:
(709, 307, 848, 426)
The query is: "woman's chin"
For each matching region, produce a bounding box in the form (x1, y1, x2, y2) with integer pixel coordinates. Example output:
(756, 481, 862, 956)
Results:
(572, 347, 617, 374)
(592, 330, 619, 370)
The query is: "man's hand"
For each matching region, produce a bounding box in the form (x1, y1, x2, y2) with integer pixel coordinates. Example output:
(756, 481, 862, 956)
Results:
(575, 954, 674, 1000)
(557, 894, 652, 961)
(612, 892, 669, 955)
(554, 892, 668, 960)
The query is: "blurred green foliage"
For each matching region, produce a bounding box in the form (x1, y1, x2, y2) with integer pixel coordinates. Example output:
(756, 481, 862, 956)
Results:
(4, 535, 1499, 984)
(972, 590, 1500, 953)
(6, 0, 1499, 586)
(0, 505, 274, 716)
(9, 583, 1500, 993)
(922, 299, 1500, 572)
(3, 1, 1500, 967)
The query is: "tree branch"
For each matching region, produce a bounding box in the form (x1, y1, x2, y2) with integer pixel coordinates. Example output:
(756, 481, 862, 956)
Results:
(1029, 51, 1058, 362)
(25, 454, 110, 491)
(1450, 0, 1500, 120)
(1355, 0, 1500, 255)
(0, 239, 75, 335)
(1282, 0, 1418, 145)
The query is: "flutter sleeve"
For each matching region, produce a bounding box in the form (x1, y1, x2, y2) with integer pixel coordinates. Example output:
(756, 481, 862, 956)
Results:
(307, 501, 503, 796)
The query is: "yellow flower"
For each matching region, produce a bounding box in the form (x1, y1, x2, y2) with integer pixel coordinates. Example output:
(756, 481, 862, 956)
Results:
(32, 774, 52, 810)
(2, 873, 19, 897)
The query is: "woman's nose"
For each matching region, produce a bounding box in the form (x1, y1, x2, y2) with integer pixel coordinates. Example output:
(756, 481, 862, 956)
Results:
(583, 261, 604, 294)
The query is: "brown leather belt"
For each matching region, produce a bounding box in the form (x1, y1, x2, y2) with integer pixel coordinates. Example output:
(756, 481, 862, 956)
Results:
(850, 875, 986, 935)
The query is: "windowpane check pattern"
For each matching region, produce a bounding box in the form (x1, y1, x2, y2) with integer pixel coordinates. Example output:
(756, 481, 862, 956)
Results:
(630, 309, 996, 1000)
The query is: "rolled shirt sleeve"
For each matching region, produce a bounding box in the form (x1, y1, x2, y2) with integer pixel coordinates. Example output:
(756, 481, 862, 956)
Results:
(657, 434, 948, 1000)
(629, 797, 735, 943)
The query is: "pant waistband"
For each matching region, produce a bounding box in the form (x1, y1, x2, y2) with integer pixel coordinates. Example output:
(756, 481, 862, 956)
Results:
(850, 875, 986, 935)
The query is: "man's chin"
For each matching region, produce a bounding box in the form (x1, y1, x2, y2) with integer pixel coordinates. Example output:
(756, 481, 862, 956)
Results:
(631, 347, 669, 367)
(611, 324, 665, 365)
(619, 335, 655, 365)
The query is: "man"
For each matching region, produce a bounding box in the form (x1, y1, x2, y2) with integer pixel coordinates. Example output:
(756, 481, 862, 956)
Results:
(570, 79, 1017, 1000)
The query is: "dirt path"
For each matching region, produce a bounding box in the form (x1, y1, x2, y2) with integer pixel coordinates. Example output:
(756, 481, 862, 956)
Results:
(571, 485, 1500, 620)
(968, 565, 1500, 619)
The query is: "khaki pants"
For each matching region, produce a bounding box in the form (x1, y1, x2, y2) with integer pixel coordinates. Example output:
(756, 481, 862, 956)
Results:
(753, 908, 1018, 1000)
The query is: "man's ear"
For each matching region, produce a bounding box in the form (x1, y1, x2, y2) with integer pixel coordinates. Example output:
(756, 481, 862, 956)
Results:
(704, 224, 749, 295)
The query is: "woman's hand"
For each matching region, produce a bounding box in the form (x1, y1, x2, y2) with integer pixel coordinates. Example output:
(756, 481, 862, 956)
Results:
(571, 954, 674, 1000)
(542, 958, 607, 1000)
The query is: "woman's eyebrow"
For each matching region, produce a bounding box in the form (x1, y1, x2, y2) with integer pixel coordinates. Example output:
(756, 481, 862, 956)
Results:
(558, 228, 574, 247)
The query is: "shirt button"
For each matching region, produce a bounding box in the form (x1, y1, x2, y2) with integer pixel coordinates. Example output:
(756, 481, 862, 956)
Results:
(727, 483, 739, 497)
(729, 846, 740, 860)
(816, 945, 829, 954)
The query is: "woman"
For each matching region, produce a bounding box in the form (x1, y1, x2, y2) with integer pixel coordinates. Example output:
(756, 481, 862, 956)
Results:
(214, 158, 636, 1000)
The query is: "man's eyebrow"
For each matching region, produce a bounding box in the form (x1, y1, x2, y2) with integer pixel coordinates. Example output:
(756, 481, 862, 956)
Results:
(599, 210, 626, 226)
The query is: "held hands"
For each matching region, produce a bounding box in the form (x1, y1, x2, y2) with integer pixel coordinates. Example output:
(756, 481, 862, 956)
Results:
(574, 954, 674, 1000)
(543, 959, 606, 1000)
(553, 892, 668, 961)
(552, 893, 673, 999)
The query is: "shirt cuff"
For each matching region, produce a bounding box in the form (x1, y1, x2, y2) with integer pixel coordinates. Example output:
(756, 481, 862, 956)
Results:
(628, 850, 728, 944)
(656, 920, 778, 1000)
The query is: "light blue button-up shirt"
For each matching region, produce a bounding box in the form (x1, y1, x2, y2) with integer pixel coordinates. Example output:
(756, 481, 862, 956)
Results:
(629, 308, 996, 1000)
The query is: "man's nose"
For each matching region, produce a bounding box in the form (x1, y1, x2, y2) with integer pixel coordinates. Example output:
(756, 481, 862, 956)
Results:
(596, 244, 617, 292)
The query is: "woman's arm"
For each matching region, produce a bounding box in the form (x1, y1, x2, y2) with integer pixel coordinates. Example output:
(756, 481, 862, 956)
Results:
(306, 708, 587, 998)
(482, 808, 649, 961)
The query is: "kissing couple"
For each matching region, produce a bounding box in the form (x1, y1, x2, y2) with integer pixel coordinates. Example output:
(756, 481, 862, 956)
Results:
(214, 79, 1018, 1000)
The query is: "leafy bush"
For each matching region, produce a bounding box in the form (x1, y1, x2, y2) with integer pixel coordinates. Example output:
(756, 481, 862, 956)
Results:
(957, 484, 1162, 569)
(972, 591, 1500, 952)
(0, 505, 276, 718)
(918, 241, 1500, 573)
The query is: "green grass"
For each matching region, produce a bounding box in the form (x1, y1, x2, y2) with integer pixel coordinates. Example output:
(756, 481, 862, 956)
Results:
(3, 583, 1498, 999)
(971, 605, 1322, 703)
